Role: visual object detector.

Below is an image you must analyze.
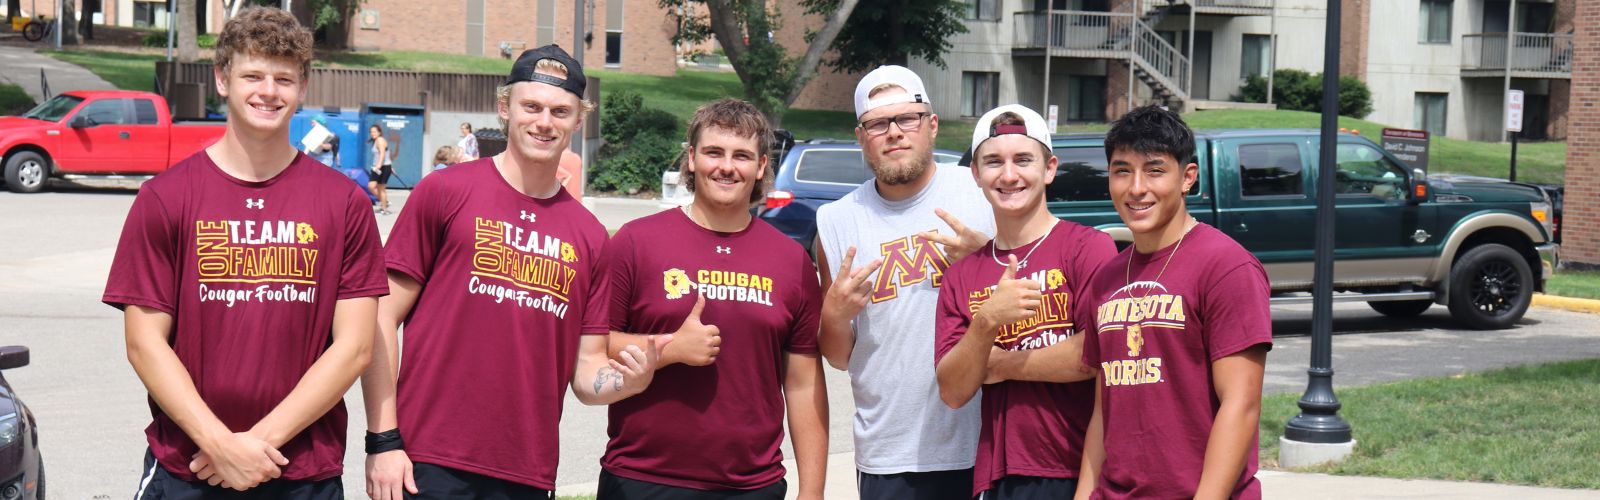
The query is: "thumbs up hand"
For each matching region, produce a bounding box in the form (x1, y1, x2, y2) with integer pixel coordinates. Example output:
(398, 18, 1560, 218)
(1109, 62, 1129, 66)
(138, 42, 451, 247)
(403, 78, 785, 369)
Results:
(675, 294, 722, 366)
(975, 255, 1042, 328)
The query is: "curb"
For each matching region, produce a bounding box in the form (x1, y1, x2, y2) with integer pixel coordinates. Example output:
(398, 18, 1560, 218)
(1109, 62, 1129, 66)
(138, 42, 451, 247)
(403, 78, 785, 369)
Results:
(1531, 293, 1600, 314)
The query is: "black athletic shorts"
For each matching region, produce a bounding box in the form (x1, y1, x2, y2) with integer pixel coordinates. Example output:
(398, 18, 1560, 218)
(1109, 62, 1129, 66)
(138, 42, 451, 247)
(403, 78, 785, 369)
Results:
(374, 164, 394, 184)
(596, 469, 786, 500)
(978, 475, 1079, 500)
(404, 462, 552, 499)
(133, 449, 342, 500)
(857, 468, 975, 500)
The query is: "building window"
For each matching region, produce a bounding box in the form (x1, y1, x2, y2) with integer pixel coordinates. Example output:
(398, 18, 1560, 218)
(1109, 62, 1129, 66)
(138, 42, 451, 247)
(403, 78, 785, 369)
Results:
(961, 72, 999, 118)
(133, 1, 169, 29)
(1414, 92, 1447, 136)
(606, 0, 625, 66)
(1241, 34, 1271, 78)
(1418, 0, 1452, 44)
(965, 0, 999, 21)
(1238, 143, 1304, 197)
(536, 0, 556, 47)
(1067, 75, 1105, 122)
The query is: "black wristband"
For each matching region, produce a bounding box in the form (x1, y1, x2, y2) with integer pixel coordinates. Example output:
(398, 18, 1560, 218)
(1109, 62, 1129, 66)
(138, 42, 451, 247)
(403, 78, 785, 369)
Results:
(365, 429, 405, 454)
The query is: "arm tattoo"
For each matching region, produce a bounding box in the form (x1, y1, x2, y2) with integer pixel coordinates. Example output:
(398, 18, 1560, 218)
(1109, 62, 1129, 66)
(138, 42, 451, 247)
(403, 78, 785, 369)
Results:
(594, 367, 614, 394)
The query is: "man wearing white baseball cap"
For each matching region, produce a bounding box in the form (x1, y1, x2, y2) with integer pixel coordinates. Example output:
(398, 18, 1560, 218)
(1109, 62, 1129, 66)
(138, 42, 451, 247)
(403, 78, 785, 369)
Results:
(814, 65, 995, 499)
(934, 104, 1112, 499)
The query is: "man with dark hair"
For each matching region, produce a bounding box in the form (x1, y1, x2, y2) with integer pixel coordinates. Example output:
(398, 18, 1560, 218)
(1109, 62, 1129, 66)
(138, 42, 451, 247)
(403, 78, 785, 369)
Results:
(361, 45, 666, 499)
(108, 7, 385, 499)
(935, 104, 1112, 499)
(1074, 105, 1271, 500)
(814, 65, 994, 500)
(596, 98, 829, 500)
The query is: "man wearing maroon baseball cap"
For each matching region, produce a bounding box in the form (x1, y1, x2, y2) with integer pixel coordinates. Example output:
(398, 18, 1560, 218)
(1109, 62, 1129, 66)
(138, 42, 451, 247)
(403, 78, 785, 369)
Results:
(361, 44, 671, 499)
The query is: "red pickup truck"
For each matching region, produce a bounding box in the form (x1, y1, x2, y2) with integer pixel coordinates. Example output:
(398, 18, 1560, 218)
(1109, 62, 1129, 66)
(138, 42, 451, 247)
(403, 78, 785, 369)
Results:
(1, 90, 225, 193)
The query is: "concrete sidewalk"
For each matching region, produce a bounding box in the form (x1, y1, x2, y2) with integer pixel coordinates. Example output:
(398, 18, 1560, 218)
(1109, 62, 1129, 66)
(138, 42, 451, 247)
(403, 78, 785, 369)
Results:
(0, 44, 117, 101)
(555, 452, 1600, 499)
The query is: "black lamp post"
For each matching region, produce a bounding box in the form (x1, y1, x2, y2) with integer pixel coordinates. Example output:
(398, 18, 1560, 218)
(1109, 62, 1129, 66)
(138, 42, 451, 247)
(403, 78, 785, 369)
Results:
(1284, 0, 1353, 445)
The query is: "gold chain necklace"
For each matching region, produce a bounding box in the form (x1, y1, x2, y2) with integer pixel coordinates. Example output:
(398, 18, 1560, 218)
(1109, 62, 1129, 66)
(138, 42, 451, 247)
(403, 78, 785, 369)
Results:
(1125, 218, 1197, 299)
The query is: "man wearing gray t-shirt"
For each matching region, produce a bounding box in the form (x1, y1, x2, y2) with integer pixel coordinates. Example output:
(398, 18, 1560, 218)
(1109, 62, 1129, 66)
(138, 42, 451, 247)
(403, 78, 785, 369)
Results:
(815, 65, 996, 500)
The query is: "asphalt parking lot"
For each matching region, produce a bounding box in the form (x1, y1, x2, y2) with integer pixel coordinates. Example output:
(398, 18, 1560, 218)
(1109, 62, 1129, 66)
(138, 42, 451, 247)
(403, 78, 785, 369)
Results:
(2, 189, 1597, 499)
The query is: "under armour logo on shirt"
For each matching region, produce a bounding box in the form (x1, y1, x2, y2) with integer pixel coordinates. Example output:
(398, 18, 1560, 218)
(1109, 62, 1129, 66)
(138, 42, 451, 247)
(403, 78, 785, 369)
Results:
(245, 198, 264, 209)
(716, 246, 731, 254)
(520, 210, 536, 223)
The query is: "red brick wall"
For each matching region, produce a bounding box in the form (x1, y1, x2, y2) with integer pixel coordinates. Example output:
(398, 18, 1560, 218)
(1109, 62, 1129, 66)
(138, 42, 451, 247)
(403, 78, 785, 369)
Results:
(1339, 0, 1369, 81)
(619, 0, 680, 76)
(1564, 0, 1600, 267)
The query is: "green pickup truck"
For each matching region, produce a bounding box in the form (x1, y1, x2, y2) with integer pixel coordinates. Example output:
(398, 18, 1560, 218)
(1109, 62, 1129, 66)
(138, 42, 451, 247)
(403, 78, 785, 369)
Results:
(1048, 129, 1558, 330)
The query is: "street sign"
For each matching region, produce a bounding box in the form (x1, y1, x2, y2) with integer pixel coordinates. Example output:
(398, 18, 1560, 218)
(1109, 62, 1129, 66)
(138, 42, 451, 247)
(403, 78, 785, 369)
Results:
(1381, 128, 1430, 172)
(1506, 89, 1524, 133)
(1047, 105, 1059, 133)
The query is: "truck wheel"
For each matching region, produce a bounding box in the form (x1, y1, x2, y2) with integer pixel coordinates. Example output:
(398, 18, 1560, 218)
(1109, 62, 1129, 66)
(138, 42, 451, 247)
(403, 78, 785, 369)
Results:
(3, 151, 49, 193)
(1368, 299, 1432, 318)
(1446, 243, 1533, 330)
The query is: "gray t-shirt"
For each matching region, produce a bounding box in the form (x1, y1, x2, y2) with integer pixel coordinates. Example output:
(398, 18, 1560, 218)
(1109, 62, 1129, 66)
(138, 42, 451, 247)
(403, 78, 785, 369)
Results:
(815, 163, 996, 474)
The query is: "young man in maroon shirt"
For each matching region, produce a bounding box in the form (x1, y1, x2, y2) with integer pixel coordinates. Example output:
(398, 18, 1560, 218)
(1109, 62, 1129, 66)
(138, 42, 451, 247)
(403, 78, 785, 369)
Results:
(934, 105, 1113, 499)
(1074, 105, 1272, 500)
(597, 98, 829, 500)
(107, 7, 386, 499)
(360, 46, 669, 499)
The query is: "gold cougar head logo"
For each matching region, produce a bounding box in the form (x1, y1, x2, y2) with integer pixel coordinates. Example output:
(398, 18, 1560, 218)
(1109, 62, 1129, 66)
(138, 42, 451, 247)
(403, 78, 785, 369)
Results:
(663, 268, 693, 300)
(295, 223, 318, 244)
(1046, 269, 1066, 289)
(1126, 323, 1145, 357)
(560, 242, 578, 263)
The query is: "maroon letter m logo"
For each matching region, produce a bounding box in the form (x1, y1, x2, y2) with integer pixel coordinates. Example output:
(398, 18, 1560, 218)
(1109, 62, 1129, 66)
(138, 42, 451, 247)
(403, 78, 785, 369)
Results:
(871, 235, 949, 303)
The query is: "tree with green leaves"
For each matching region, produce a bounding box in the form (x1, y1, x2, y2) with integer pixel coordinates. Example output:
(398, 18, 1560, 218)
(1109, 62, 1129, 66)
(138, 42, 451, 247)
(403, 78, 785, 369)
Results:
(659, 0, 861, 127)
(801, 0, 968, 72)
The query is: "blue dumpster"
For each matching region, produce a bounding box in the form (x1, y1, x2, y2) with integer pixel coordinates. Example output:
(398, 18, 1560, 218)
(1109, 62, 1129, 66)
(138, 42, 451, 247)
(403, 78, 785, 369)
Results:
(360, 103, 426, 189)
(290, 107, 375, 203)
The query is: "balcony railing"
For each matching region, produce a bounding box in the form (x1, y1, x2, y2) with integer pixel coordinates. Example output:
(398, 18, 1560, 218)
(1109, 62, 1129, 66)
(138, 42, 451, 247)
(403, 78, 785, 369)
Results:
(1013, 10, 1133, 51)
(1462, 32, 1574, 75)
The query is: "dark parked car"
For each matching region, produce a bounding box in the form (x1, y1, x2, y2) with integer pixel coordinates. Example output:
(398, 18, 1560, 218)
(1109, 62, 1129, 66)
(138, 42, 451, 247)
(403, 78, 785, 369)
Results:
(757, 140, 962, 253)
(0, 346, 41, 499)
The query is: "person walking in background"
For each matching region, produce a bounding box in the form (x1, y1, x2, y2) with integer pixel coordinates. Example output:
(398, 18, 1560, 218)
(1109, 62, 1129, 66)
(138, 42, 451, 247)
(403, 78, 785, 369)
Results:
(367, 124, 392, 215)
(304, 114, 340, 169)
(431, 145, 460, 172)
(458, 123, 480, 160)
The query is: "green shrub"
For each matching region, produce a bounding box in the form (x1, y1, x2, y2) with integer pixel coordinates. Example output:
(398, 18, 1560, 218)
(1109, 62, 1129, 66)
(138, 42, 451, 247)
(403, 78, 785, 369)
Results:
(142, 32, 216, 49)
(589, 90, 682, 194)
(1232, 69, 1372, 119)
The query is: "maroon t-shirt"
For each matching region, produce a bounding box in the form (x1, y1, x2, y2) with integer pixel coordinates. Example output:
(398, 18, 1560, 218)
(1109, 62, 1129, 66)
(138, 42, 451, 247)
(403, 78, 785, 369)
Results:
(600, 209, 821, 490)
(935, 222, 1114, 497)
(1081, 223, 1272, 500)
(385, 158, 609, 489)
(102, 151, 388, 481)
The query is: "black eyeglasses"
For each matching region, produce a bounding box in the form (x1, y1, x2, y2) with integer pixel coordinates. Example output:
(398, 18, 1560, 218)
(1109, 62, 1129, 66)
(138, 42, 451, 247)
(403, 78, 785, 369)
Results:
(858, 112, 929, 136)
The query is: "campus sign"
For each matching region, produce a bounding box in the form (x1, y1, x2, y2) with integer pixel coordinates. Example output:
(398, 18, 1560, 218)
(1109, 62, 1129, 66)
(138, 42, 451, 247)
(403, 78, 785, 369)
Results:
(1381, 128, 1430, 172)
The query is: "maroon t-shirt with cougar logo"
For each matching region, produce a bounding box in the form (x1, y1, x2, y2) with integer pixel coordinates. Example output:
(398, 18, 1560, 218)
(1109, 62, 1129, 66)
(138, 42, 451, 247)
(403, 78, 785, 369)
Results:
(1081, 222, 1272, 500)
(384, 158, 609, 489)
(935, 221, 1114, 497)
(600, 209, 821, 490)
(103, 151, 389, 481)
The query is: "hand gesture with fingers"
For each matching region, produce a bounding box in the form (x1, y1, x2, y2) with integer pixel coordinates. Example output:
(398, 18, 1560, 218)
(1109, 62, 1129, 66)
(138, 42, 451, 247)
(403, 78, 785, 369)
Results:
(190, 432, 288, 491)
(612, 334, 675, 396)
(823, 246, 884, 323)
(917, 208, 991, 262)
(675, 294, 722, 366)
(975, 256, 1042, 334)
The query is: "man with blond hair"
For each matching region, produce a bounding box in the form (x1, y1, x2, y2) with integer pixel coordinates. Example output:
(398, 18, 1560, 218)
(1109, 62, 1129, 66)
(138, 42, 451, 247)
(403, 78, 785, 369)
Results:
(361, 45, 668, 499)
(108, 7, 385, 498)
(814, 65, 995, 499)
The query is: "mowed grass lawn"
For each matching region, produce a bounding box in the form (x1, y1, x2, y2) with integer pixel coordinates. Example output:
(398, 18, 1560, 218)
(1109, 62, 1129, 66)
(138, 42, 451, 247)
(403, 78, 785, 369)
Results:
(1545, 270, 1600, 300)
(46, 49, 1566, 182)
(1259, 359, 1600, 489)
(0, 83, 35, 115)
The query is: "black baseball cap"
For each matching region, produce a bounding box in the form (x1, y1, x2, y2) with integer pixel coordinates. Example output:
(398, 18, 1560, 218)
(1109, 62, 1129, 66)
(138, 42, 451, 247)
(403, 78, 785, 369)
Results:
(505, 44, 586, 98)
